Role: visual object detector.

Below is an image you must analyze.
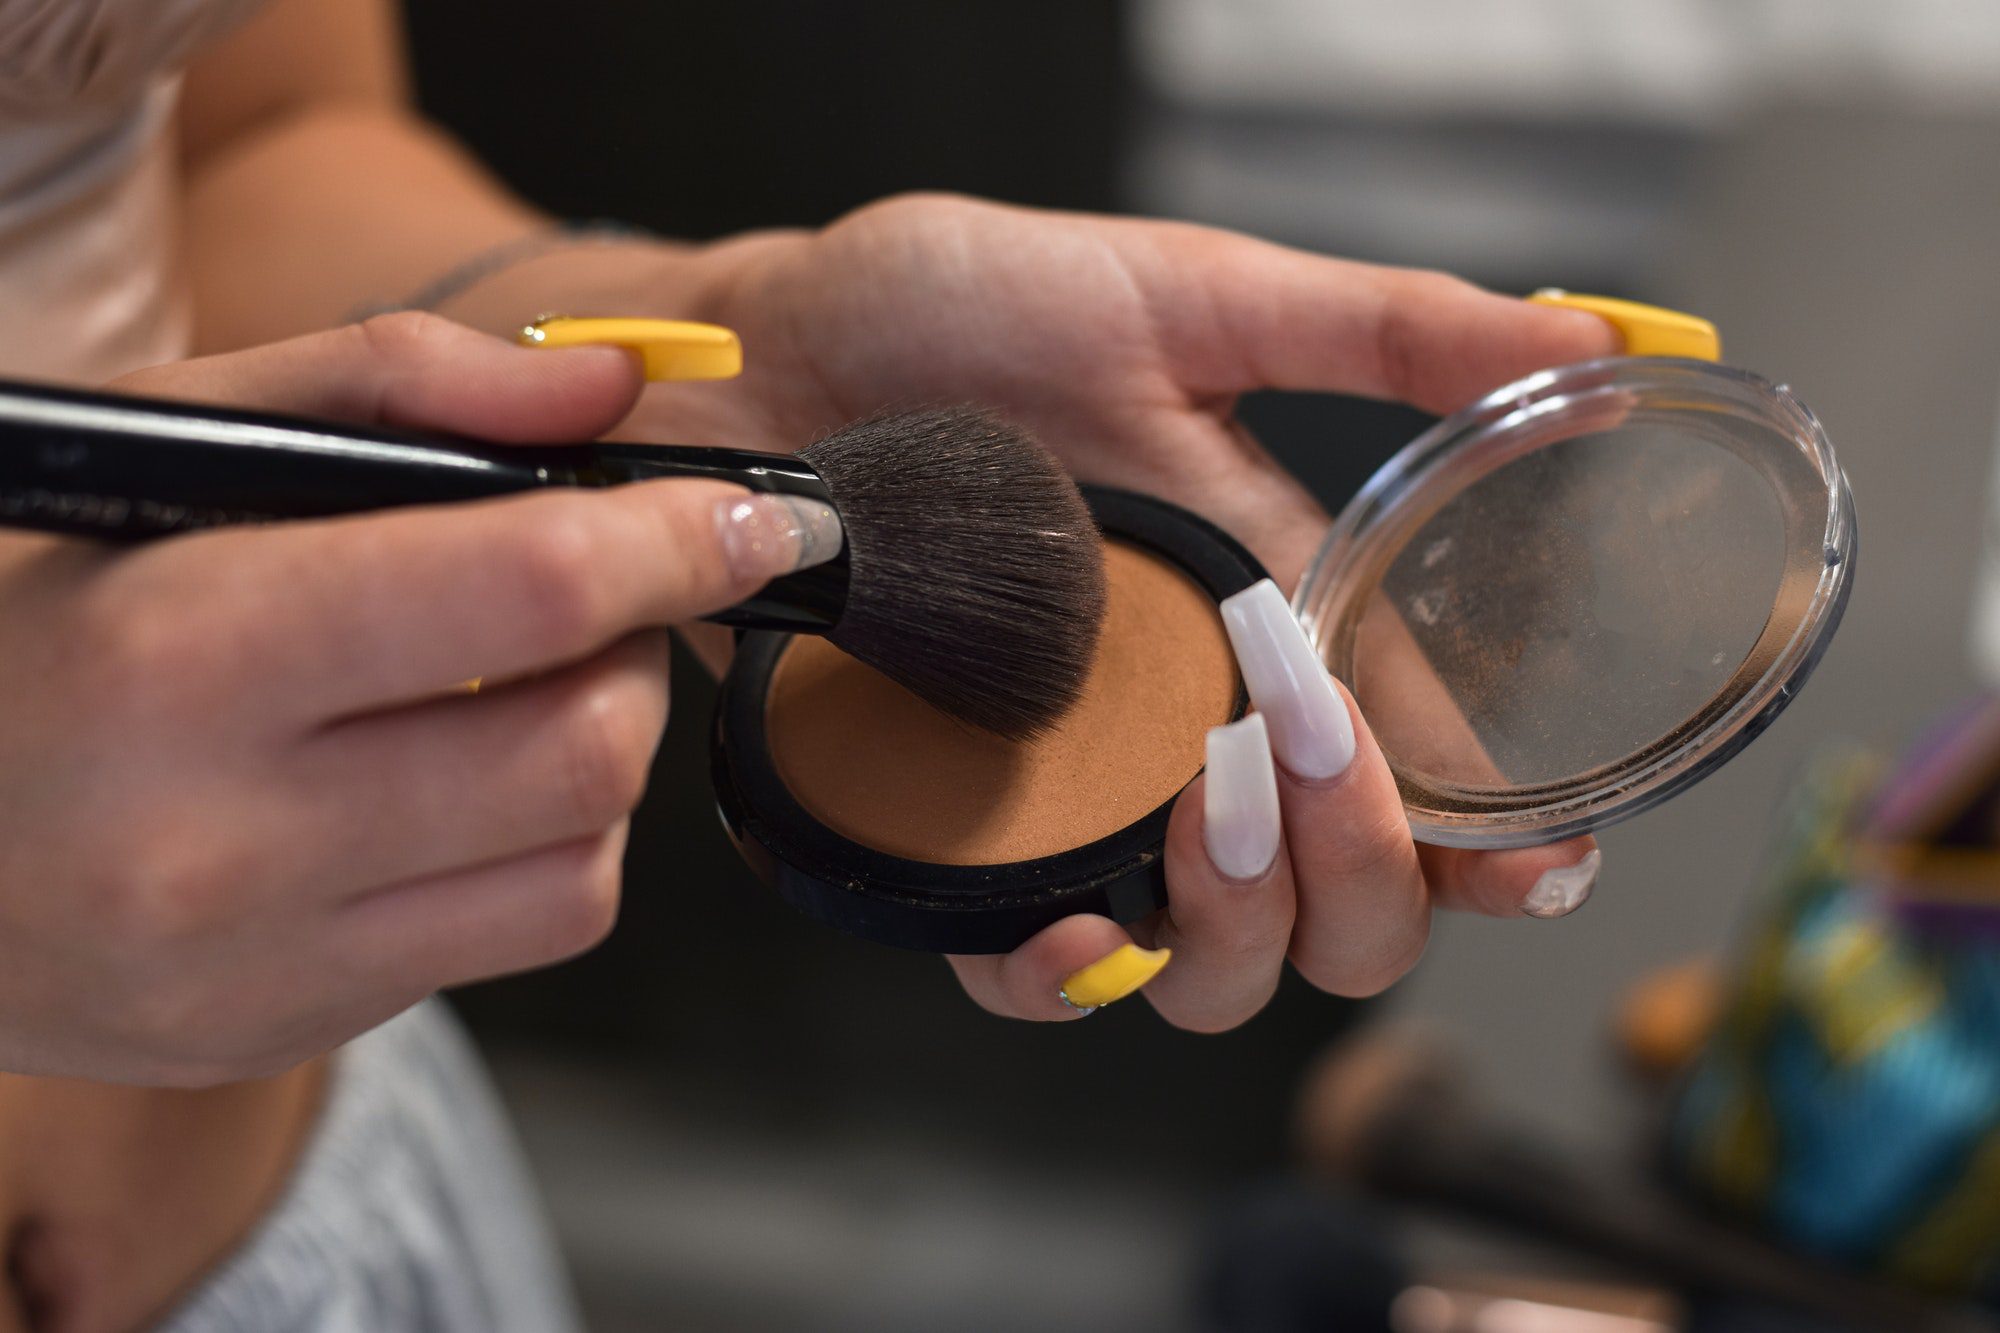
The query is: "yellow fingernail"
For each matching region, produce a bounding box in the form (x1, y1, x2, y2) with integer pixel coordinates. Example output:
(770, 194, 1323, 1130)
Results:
(1060, 944, 1171, 1011)
(1527, 289, 1721, 361)
(460, 677, 482, 695)
(518, 316, 743, 381)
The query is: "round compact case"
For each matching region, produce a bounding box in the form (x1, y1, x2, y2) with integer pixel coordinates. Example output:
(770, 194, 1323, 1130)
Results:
(714, 488, 1264, 953)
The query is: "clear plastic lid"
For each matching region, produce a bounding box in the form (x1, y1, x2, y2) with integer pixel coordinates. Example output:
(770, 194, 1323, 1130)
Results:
(1293, 357, 1855, 849)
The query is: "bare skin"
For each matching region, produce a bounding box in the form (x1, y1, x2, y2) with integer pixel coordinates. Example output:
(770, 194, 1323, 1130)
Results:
(0, 1064, 323, 1333)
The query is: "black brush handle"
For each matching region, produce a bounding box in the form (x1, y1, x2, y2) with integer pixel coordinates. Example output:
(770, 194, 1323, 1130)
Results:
(0, 378, 847, 632)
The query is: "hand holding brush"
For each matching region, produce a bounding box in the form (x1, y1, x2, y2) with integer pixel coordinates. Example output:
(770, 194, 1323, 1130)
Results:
(0, 341, 1106, 740)
(0, 318, 1100, 1083)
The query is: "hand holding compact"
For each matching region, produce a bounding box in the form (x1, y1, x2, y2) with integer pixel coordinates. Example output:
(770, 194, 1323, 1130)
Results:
(0, 314, 825, 1084)
(949, 574, 1605, 1030)
(640, 197, 1617, 1024)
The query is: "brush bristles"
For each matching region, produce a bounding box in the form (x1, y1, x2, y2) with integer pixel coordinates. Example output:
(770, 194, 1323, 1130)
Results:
(800, 406, 1107, 740)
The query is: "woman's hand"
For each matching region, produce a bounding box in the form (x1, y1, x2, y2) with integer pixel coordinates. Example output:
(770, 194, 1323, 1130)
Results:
(598, 195, 1617, 1023)
(609, 193, 1617, 589)
(0, 314, 825, 1085)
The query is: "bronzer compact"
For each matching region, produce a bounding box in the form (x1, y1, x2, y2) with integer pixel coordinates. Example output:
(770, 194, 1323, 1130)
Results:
(716, 489, 1261, 952)
(715, 355, 1855, 952)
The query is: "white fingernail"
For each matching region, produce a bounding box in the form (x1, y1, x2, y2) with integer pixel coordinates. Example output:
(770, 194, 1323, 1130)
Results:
(1204, 714, 1281, 882)
(1220, 579, 1355, 781)
(1522, 849, 1602, 919)
(714, 493, 844, 583)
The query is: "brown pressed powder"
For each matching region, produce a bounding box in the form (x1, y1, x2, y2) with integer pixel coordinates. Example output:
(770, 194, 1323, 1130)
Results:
(766, 540, 1239, 864)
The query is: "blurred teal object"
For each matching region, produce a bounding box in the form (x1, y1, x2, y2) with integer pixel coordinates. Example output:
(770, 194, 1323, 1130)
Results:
(1667, 707, 2000, 1305)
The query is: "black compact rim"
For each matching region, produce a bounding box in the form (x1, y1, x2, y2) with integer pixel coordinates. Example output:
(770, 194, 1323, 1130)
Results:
(711, 486, 1266, 954)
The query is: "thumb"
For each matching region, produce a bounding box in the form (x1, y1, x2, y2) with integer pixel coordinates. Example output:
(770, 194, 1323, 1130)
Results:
(112, 312, 644, 443)
(150, 473, 846, 718)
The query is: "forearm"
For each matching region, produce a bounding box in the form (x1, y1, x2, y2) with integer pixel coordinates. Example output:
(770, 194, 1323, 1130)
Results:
(179, 101, 777, 359)
(182, 106, 561, 348)
(176, 0, 537, 349)
(176, 0, 785, 356)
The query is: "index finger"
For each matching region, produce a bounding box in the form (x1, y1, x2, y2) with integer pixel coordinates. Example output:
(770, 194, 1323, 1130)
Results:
(1119, 223, 1620, 411)
(133, 477, 828, 718)
(113, 313, 645, 443)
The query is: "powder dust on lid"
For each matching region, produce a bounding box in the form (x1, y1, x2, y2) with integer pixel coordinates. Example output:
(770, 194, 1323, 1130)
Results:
(766, 541, 1241, 865)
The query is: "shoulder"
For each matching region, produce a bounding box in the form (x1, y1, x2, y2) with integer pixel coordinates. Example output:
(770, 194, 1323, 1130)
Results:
(0, 0, 269, 113)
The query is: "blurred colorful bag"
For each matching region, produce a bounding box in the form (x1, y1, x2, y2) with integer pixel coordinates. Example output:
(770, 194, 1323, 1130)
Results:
(1666, 701, 2000, 1304)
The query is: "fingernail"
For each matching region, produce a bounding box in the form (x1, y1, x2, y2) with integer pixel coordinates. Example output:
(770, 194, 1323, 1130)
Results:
(1221, 579, 1355, 781)
(714, 493, 843, 583)
(1205, 714, 1280, 881)
(1060, 944, 1171, 1011)
(1525, 290, 1720, 361)
(519, 316, 743, 381)
(1522, 848, 1602, 919)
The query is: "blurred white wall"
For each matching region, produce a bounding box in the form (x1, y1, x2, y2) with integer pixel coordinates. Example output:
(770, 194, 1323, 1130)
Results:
(1139, 0, 2000, 123)
(1130, 0, 2000, 282)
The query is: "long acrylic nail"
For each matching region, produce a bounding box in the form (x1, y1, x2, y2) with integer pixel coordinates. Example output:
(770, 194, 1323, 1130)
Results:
(1522, 849, 1602, 919)
(1526, 290, 1719, 361)
(1220, 579, 1356, 781)
(1060, 944, 1171, 1011)
(714, 493, 843, 584)
(1205, 714, 1280, 881)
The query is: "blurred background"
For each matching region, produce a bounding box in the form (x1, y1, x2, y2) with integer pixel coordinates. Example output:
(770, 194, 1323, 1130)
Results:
(401, 1, 2000, 1328)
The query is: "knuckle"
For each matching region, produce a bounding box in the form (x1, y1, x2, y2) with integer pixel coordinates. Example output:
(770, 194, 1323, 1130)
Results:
(1355, 940, 1430, 998)
(93, 838, 237, 946)
(109, 971, 211, 1063)
(543, 842, 623, 960)
(1325, 807, 1422, 891)
(1217, 923, 1295, 980)
(1292, 919, 1430, 999)
(558, 684, 656, 826)
(650, 493, 739, 609)
(1147, 952, 1283, 1036)
(833, 190, 985, 241)
(1172, 1008, 1256, 1037)
(111, 985, 319, 1087)
(71, 596, 196, 708)
(1389, 266, 1470, 308)
(1376, 268, 1468, 400)
(509, 508, 610, 657)
(1150, 977, 1272, 1036)
(1167, 867, 1296, 960)
(849, 189, 965, 221)
(354, 310, 455, 362)
(106, 364, 173, 397)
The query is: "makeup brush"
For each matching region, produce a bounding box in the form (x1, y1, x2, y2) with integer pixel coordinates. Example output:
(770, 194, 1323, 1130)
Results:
(0, 383, 1106, 738)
